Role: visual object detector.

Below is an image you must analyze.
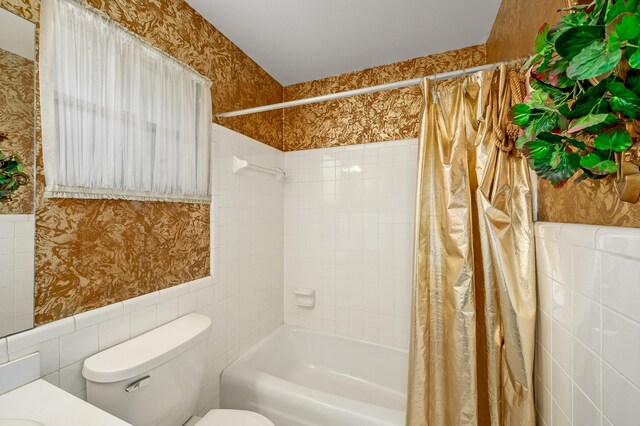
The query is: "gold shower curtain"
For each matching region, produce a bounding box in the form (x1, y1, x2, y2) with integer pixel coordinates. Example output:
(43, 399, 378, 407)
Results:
(407, 65, 536, 426)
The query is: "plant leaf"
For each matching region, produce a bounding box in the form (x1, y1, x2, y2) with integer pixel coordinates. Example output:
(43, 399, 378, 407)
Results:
(550, 11, 590, 43)
(608, 31, 623, 51)
(595, 159, 619, 173)
(614, 13, 640, 39)
(522, 53, 544, 72)
(535, 132, 588, 150)
(530, 79, 569, 104)
(580, 152, 605, 168)
(527, 89, 551, 108)
(591, 0, 608, 25)
(606, 1, 625, 24)
(550, 150, 561, 168)
(511, 104, 532, 126)
(516, 134, 529, 149)
(609, 81, 640, 112)
(531, 150, 581, 184)
(568, 113, 619, 132)
(606, 0, 640, 24)
(535, 56, 576, 89)
(630, 47, 640, 68)
(523, 113, 558, 139)
(535, 24, 551, 54)
(567, 41, 622, 80)
(581, 153, 619, 174)
(565, 76, 613, 119)
(594, 130, 634, 151)
(607, 80, 638, 99)
(625, 45, 639, 60)
(555, 25, 605, 61)
(537, 132, 567, 143)
(565, 138, 588, 150)
(523, 140, 552, 160)
(626, 70, 640, 94)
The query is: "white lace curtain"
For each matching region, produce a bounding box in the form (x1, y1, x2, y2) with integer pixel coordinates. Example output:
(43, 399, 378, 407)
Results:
(40, 0, 212, 203)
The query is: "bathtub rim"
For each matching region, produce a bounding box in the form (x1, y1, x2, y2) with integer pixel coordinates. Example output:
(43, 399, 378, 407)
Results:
(225, 324, 409, 370)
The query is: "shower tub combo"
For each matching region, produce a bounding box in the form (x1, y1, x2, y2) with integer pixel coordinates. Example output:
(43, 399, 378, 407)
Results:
(221, 326, 408, 426)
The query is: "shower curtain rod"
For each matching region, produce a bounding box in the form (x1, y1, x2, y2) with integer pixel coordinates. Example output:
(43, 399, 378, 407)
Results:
(216, 61, 507, 119)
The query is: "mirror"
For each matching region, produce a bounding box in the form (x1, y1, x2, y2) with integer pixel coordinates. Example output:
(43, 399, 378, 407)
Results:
(0, 7, 36, 337)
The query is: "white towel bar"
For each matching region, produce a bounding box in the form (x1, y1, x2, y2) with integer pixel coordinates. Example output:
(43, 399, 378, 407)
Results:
(232, 155, 287, 180)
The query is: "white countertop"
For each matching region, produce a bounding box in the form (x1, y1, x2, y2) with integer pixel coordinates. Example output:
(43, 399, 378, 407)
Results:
(0, 380, 130, 426)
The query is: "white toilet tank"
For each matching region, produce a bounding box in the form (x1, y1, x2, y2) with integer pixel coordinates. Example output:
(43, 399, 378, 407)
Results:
(83, 314, 212, 426)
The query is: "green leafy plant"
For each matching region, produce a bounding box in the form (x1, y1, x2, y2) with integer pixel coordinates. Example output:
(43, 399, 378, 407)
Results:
(512, 0, 640, 186)
(0, 132, 29, 200)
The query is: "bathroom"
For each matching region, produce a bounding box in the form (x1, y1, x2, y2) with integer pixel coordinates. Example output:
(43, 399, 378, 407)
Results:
(0, 0, 639, 424)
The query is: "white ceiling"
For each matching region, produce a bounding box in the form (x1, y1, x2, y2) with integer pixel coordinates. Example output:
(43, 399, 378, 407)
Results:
(187, 0, 502, 86)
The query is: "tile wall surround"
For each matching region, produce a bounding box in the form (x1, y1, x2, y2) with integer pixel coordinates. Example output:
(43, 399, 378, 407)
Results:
(0, 276, 221, 415)
(534, 222, 640, 426)
(210, 124, 284, 365)
(0, 214, 35, 337)
(283, 139, 418, 349)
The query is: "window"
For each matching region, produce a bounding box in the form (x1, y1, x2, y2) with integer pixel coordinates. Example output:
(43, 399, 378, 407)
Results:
(40, 0, 212, 203)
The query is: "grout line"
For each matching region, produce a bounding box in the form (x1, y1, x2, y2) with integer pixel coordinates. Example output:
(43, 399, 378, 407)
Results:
(570, 249, 575, 424)
(549, 268, 555, 425)
(599, 241, 604, 425)
(602, 358, 640, 393)
(599, 300, 640, 329)
(572, 340, 602, 412)
(574, 385, 603, 422)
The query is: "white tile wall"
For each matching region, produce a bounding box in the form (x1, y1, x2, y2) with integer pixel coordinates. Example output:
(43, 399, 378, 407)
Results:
(535, 222, 640, 426)
(0, 276, 219, 416)
(210, 125, 284, 373)
(283, 139, 418, 349)
(0, 214, 35, 337)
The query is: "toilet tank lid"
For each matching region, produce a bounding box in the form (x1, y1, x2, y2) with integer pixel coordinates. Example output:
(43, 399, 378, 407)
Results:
(83, 313, 212, 384)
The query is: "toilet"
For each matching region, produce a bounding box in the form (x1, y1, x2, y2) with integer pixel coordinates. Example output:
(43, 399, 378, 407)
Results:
(82, 314, 274, 426)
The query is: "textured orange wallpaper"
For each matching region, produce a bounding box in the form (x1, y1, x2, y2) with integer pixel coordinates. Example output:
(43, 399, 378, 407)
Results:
(486, 0, 640, 227)
(0, 48, 34, 214)
(283, 45, 487, 151)
(0, 0, 285, 324)
(485, 0, 566, 63)
(0, 0, 38, 22)
(537, 179, 640, 228)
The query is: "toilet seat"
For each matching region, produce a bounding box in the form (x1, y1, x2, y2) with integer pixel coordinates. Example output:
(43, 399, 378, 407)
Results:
(196, 409, 275, 426)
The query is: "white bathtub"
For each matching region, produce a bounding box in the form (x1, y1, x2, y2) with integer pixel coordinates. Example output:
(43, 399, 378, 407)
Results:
(220, 326, 408, 426)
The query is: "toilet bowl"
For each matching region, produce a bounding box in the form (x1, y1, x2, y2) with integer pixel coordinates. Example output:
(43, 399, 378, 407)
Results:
(82, 314, 274, 426)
